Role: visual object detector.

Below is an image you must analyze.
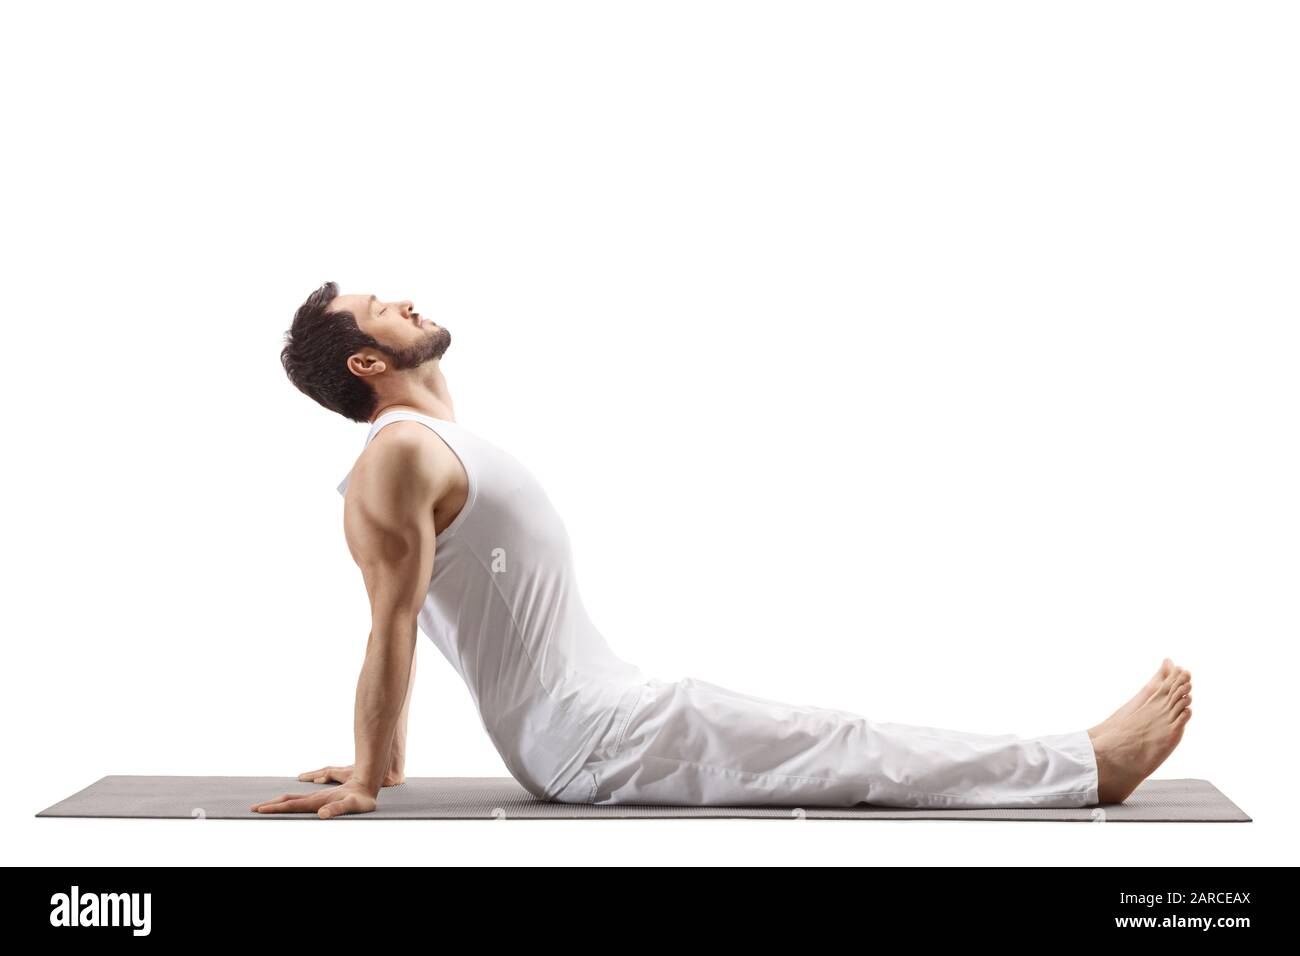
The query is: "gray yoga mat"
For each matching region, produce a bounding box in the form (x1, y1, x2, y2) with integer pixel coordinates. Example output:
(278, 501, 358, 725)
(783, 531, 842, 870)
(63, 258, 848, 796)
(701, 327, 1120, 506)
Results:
(36, 775, 1250, 821)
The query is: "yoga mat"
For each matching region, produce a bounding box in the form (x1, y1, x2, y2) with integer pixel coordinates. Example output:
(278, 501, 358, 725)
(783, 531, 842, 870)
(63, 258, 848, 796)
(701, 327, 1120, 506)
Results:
(36, 776, 1250, 821)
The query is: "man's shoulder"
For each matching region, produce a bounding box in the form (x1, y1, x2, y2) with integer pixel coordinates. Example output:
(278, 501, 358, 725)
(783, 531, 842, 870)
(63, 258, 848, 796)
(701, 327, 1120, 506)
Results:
(348, 422, 439, 491)
(365, 418, 436, 457)
(347, 419, 466, 503)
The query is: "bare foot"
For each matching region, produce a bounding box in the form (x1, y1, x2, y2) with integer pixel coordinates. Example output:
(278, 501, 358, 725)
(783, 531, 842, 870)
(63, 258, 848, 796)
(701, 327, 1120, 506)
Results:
(1088, 658, 1175, 738)
(1089, 664, 1192, 804)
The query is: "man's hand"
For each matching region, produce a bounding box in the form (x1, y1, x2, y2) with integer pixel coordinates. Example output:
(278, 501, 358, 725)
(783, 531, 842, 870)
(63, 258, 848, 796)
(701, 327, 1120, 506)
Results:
(250, 780, 378, 819)
(297, 763, 405, 787)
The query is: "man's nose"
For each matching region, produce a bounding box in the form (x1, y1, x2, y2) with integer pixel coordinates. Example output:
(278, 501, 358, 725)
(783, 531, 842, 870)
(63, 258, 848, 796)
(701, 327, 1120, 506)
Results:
(399, 300, 415, 317)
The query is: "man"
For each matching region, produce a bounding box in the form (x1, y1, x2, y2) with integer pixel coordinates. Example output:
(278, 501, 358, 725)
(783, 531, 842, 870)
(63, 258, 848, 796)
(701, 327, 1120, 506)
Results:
(255, 281, 1193, 819)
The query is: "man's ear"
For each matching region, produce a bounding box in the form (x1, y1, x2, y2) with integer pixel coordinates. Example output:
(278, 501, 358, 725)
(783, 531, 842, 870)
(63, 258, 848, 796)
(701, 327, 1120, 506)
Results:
(348, 350, 388, 379)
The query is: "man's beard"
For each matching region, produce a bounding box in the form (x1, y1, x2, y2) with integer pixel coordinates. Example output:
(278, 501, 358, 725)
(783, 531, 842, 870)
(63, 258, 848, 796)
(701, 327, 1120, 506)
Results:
(388, 325, 452, 369)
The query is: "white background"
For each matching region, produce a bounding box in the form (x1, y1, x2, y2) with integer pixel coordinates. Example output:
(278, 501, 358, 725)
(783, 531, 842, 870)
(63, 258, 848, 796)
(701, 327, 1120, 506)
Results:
(3, 1, 1295, 866)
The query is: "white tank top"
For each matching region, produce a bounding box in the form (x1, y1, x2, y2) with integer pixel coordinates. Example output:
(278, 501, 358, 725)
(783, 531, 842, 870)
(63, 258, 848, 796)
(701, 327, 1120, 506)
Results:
(337, 410, 650, 799)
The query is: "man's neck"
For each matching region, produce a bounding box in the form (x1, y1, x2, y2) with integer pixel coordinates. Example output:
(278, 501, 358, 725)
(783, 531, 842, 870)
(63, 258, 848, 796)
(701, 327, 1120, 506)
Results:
(369, 364, 456, 423)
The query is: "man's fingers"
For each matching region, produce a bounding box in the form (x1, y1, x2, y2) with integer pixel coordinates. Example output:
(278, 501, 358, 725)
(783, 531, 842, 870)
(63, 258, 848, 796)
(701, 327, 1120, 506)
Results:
(297, 766, 338, 782)
(255, 799, 314, 814)
(254, 792, 302, 806)
(250, 786, 372, 817)
(251, 792, 320, 813)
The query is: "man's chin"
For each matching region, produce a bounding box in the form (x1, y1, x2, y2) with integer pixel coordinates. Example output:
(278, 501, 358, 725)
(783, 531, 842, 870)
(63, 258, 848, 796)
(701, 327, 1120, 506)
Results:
(430, 326, 451, 360)
(388, 326, 452, 369)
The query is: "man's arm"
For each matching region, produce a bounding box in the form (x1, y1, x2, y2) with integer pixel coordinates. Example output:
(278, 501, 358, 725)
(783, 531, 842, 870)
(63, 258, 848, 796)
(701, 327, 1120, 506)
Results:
(388, 643, 416, 782)
(295, 633, 416, 788)
(252, 424, 438, 818)
(344, 426, 439, 797)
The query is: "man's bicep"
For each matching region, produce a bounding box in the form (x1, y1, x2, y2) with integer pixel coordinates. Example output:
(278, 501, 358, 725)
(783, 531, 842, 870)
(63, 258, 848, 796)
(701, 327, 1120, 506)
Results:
(343, 436, 439, 620)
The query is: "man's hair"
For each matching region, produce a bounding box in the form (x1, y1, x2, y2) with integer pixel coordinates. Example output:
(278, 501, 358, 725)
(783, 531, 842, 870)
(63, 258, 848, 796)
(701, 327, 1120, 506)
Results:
(280, 281, 383, 423)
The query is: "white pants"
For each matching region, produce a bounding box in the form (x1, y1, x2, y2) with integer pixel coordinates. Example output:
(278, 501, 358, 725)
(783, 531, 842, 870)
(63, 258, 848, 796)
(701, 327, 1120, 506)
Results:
(551, 675, 1100, 808)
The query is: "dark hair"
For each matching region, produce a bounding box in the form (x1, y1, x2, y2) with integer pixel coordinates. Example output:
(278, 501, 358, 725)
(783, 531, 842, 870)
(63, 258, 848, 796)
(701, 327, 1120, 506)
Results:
(280, 281, 383, 423)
